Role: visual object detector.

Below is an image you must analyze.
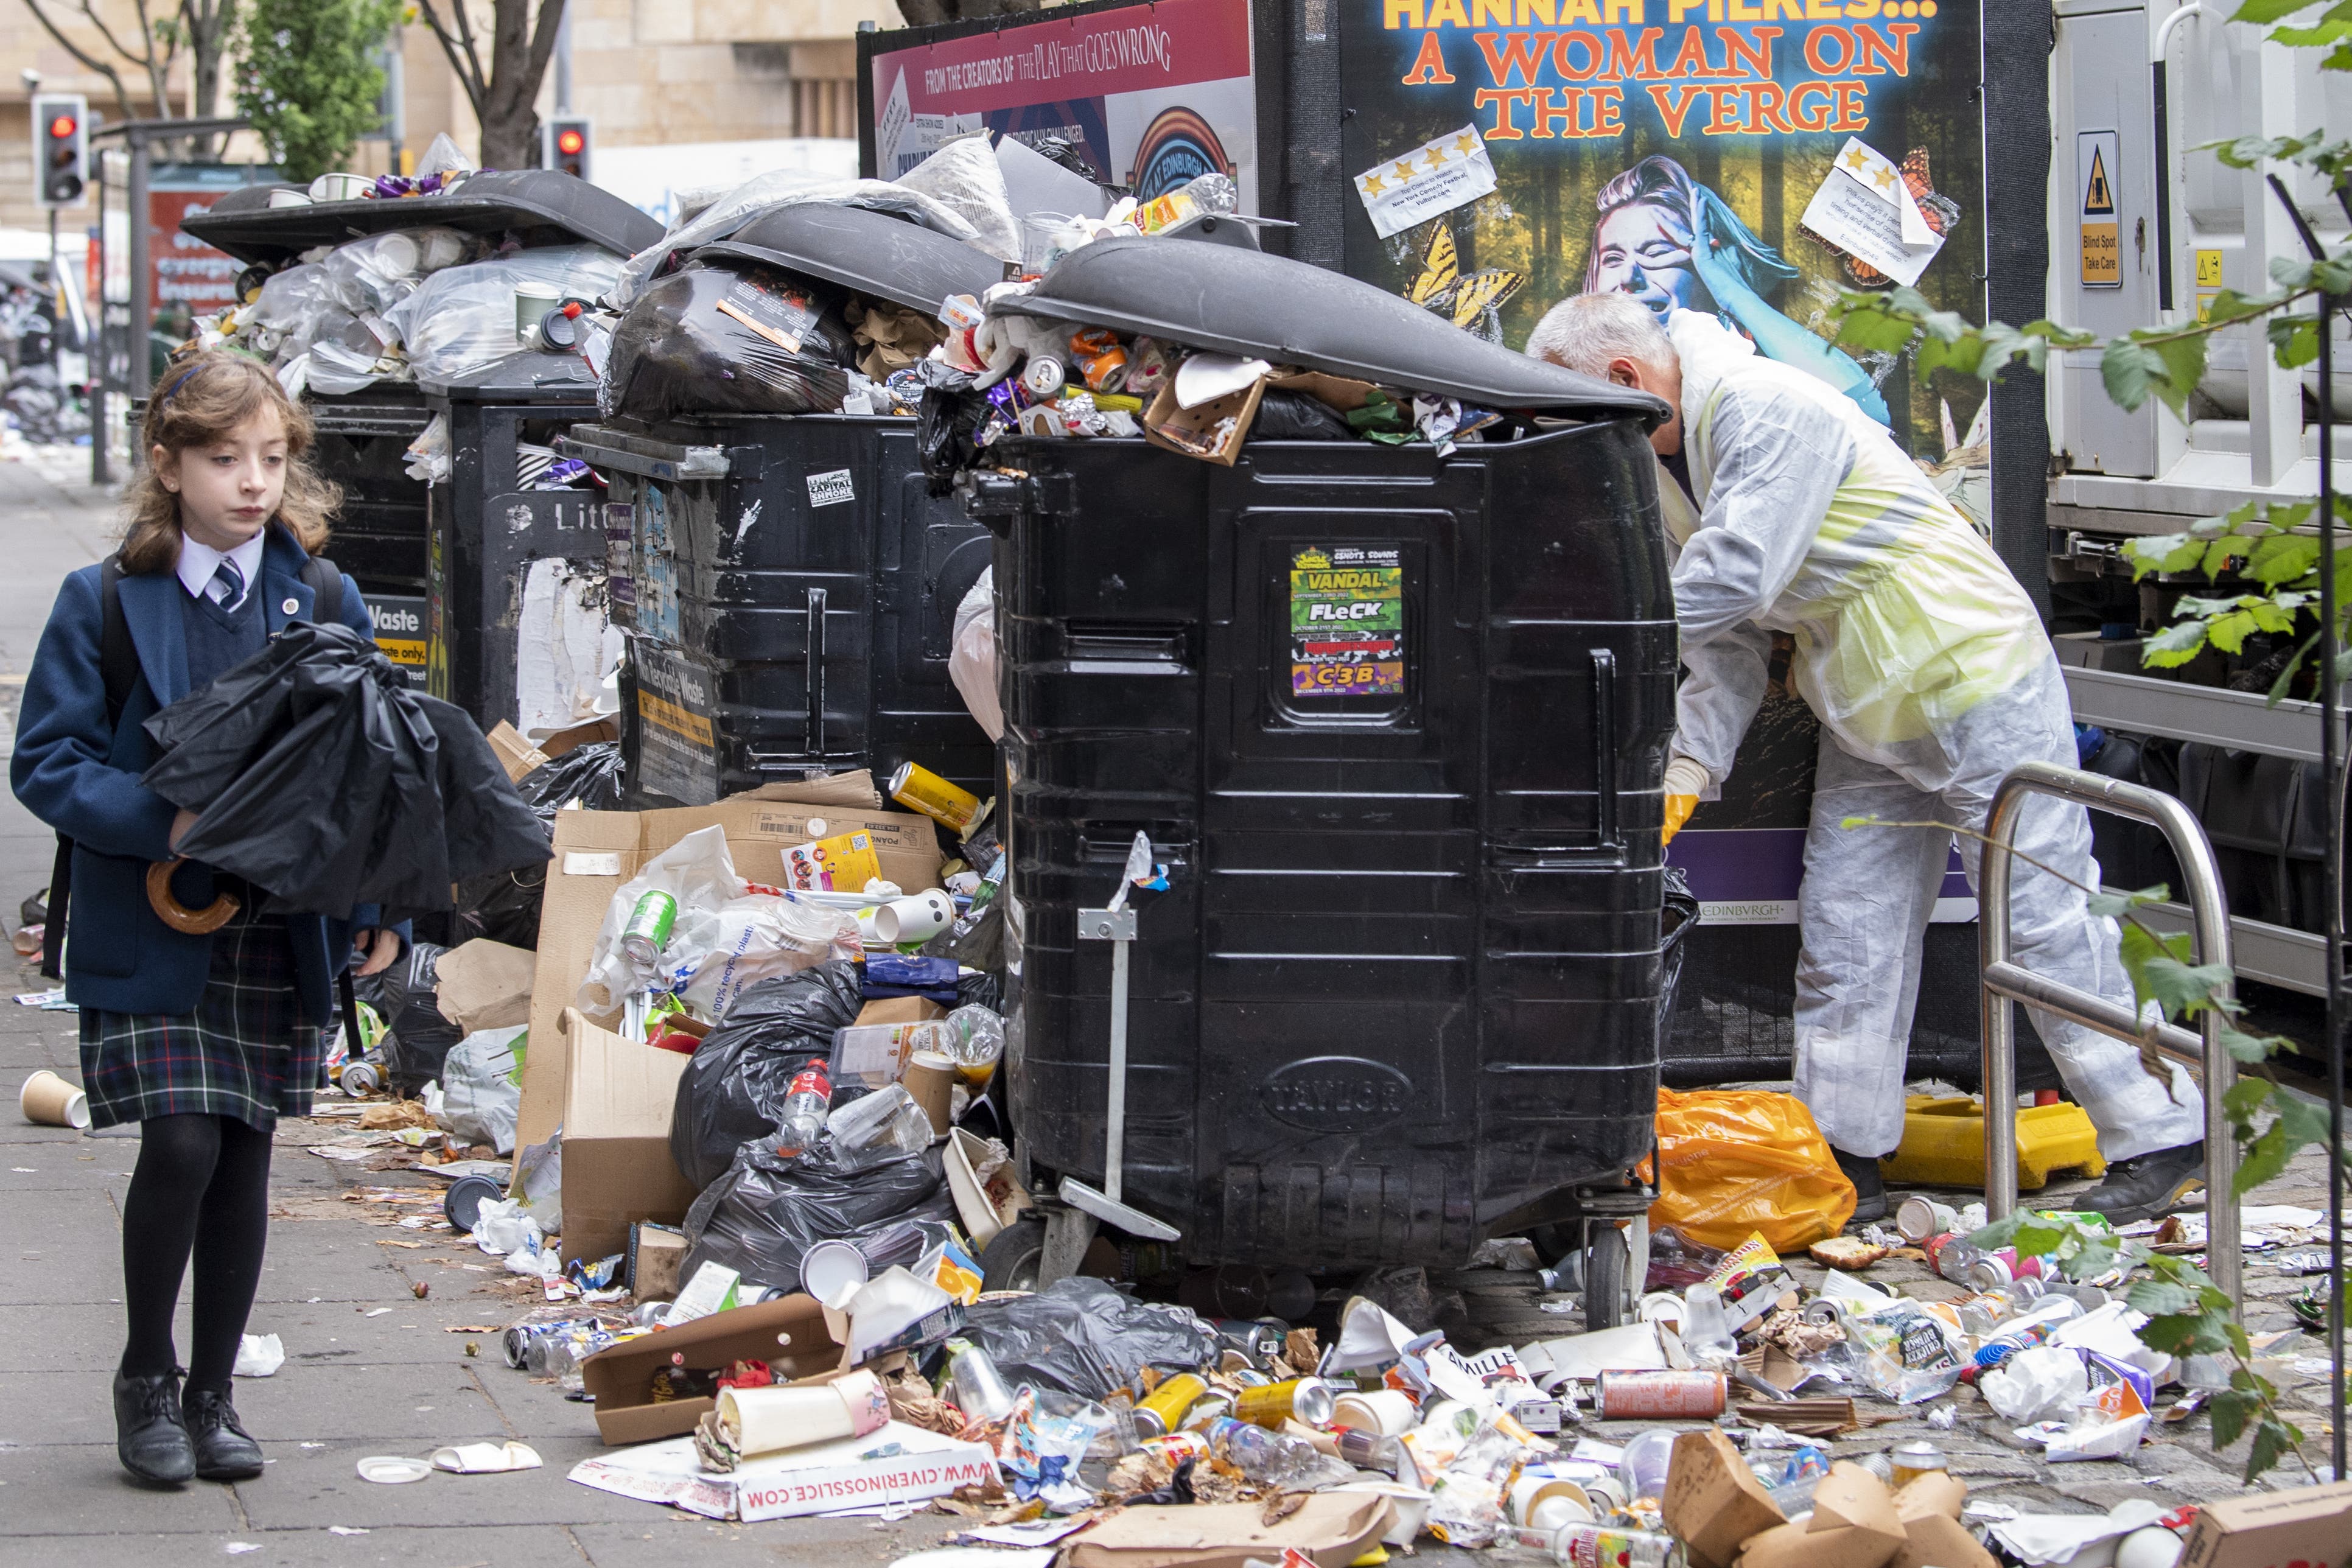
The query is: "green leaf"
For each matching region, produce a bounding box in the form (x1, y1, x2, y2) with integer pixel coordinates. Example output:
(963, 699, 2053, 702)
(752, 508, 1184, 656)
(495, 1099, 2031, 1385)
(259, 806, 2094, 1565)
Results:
(2219, 1023, 2285, 1064)
(2248, 533, 2321, 587)
(2236, 1089, 2336, 1194)
(2224, 1076, 2276, 1120)
(1965, 1213, 2026, 1249)
(2233, 0, 2316, 23)
(2244, 1414, 2305, 1483)
(2087, 884, 2169, 919)
(2065, 1235, 2122, 1280)
(2126, 1278, 2202, 1316)
(2204, 609, 2262, 654)
(2207, 1387, 2260, 1451)
(2272, 313, 2323, 369)
(2141, 620, 2213, 668)
(2101, 340, 2165, 411)
(2136, 954, 2237, 1017)
(2137, 1305, 2234, 1357)
(2123, 531, 2205, 579)
(2147, 332, 2211, 416)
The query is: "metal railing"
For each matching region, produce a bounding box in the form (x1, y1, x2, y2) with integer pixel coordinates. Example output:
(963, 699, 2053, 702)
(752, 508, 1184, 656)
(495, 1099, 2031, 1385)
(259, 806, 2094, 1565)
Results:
(1979, 760, 2240, 1307)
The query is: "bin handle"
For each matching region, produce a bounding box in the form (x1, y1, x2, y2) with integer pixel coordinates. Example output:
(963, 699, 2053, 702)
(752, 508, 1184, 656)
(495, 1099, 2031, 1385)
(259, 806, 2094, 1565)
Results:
(805, 586, 828, 757)
(1591, 648, 1619, 847)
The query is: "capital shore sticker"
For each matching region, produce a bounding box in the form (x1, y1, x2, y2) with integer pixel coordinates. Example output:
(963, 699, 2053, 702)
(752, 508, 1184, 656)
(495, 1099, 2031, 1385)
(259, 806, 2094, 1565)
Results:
(1290, 545, 1404, 698)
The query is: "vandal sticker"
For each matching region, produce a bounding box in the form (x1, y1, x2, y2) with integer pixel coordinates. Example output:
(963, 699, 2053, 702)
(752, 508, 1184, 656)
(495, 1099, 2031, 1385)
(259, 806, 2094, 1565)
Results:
(1289, 544, 1404, 697)
(807, 469, 855, 508)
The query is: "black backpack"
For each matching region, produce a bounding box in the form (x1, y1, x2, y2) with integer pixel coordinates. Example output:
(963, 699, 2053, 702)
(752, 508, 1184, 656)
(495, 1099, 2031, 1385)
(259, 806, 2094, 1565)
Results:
(40, 550, 345, 981)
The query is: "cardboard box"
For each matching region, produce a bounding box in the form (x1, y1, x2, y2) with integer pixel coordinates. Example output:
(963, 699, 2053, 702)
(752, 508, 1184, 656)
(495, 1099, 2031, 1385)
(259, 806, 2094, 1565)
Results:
(1735, 1462, 1908, 1568)
(579, 1293, 846, 1446)
(486, 720, 551, 782)
(516, 793, 942, 1150)
(855, 996, 946, 1028)
(1063, 1494, 1396, 1568)
(558, 1009, 701, 1265)
(541, 715, 620, 757)
(433, 939, 537, 1034)
(1143, 374, 1265, 466)
(1890, 1472, 1995, 1568)
(627, 1222, 687, 1300)
(2180, 1477, 2352, 1568)
(566, 1420, 997, 1521)
(1664, 1427, 1787, 1568)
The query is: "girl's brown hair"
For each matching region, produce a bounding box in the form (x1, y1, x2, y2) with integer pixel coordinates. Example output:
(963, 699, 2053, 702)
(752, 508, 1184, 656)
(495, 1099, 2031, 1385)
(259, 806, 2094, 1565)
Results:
(118, 352, 340, 575)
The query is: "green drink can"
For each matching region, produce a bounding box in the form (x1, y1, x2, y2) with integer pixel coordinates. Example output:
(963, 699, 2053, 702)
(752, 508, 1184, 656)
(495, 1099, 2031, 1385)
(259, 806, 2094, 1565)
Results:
(620, 889, 677, 965)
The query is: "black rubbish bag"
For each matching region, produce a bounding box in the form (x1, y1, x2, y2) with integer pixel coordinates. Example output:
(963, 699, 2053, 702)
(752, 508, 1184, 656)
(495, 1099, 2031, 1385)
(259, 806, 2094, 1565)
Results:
(678, 1137, 951, 1295)
(354, 940, 463, 1094)
(1250, 389, 1353, 441)
(670, 961, 867, 1191)
(958, 1278, 1219, 1401)
(450, 742, 626, 948)
(141, 621, 550, 922)
(603, 261, 854, 423)
(915, 361, 983, 497)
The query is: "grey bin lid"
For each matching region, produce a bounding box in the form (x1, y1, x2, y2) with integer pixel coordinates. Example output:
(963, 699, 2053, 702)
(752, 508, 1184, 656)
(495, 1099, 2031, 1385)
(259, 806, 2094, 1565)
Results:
(420, 346, 599, 402)
(688, 203, 1004, 315)
(994, 236, 1666, 422)
(181, 170, 663, 266)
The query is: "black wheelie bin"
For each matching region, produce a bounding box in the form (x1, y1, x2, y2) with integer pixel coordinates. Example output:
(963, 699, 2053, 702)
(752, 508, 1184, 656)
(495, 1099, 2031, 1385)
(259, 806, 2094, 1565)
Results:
(562, 204, 1007, 806)
(960, 238, 1678, 1320)
(178, 174, 660, 688)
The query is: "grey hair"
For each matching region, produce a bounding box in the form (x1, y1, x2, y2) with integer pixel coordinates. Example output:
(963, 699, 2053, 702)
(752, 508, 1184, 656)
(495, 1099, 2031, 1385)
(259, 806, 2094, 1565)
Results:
(1524, 292, 1677, 378)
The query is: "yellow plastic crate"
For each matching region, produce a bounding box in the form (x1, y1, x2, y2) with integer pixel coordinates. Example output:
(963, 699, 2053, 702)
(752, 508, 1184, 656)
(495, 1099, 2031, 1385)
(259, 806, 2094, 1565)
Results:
(1878, 1094, 2108, 1191)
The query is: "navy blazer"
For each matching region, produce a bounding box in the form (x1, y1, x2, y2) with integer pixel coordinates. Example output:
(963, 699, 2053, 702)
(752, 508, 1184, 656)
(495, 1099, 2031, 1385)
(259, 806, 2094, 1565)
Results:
(12, 525, 407, 1024)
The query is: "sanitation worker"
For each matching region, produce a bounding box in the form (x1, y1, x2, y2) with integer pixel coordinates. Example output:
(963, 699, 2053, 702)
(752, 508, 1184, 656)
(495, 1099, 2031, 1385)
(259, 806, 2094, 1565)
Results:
(1526, 292, 2207, 1224)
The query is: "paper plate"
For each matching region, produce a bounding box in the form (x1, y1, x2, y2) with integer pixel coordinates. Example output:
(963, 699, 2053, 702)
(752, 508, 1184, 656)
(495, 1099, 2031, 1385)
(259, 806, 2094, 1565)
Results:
(356, 1454, 432, 1484)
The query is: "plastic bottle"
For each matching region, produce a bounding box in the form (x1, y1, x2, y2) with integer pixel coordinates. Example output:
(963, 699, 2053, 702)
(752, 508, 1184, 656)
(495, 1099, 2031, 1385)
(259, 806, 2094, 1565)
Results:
(1972, 1293, 2085, 1368)
(1679, 1283, 1737, 1366)
(1206, 1416, 1319, 1485)
(827, 1083, 936, 1172)
(775, 1057, 831, 1155)
(1932, 1237, 1984, 1285)
(1335, 1427, 1405, 1477)
(945, 1341, 1017, 1423)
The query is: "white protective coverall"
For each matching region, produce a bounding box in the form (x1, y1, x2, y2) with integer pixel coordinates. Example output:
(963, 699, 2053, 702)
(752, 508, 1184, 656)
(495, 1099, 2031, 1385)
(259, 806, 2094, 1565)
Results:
(1663, 310, 2205, 1160)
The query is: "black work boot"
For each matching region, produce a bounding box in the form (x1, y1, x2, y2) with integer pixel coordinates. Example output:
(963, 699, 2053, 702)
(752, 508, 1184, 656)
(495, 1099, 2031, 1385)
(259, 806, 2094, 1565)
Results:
(114, 1368, 195, 1486)
(1833, 1148, 1888, 1224)
(183, 1385, 264, 1482)
(2068, 1141, 2206, 1226)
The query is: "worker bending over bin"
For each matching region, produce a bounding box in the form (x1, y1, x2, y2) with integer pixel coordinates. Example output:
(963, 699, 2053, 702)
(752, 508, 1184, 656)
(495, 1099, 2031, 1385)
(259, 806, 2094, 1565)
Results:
(1526, 293, 2207, 1225)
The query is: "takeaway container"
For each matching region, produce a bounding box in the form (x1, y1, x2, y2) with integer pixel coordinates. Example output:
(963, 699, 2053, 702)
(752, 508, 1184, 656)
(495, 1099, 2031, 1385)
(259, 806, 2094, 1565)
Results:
(562, 203, 1005, 806)
(178, 173, 660, 686)
(964, 237, 1678, 1317)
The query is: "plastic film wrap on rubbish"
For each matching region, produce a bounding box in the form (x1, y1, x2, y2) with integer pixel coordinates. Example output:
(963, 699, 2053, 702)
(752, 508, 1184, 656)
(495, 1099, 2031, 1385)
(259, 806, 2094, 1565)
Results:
(894, 136, 1021, 263)
(957, 1277, 1219, 1400)
(251, 264, 339, 363)
(947, 567, 1002, 742)
(670, 961, 869, 1190)
(320, 227, 481, 315)
(613, 169, 985, 306)
(678, 1137, 952, 1295)
(383, 245, 626, 383)
(600, 261, 854, 423)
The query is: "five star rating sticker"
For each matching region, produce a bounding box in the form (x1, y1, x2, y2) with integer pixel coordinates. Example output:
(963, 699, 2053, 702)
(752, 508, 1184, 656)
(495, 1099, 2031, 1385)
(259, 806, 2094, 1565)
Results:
(1353, 124, 1500, 240)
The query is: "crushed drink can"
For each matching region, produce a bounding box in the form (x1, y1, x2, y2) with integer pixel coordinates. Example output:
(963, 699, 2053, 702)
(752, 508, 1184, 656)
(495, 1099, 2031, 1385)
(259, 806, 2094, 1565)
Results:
(1595, 1369, 1725, 1419)
(1551, 1524, 1682, 1568)
(1233, 1377, 1335, 1429)
(887, 761, 984, 833)
(620, 890, 677, 965)
(1071, 328, 1129, 392)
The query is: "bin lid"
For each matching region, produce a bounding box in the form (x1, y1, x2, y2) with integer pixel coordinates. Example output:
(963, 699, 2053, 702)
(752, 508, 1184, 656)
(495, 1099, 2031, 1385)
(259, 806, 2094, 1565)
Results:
(689, 204, 1003, 315)
(993, 237, 1665, 421)
(420, 346, 598, 402)
(181, 171, 663, 266)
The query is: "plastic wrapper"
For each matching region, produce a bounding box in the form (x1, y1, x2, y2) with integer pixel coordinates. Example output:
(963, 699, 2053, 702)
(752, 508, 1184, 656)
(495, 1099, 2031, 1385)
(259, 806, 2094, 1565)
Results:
(957, 1277, 1217, 1400)
(1847, 1303, 1967, 1404)
(355, 939, 463, 1093)
(577, 826, 743, 1012)
(306, 340, 394, 395)
(916, 362, 985, 495)
(449, 742, 623, 948)
(601, 261, 854, 422)
(437, 1023, 525, 1154)
(383, 245, 626, 384)
(947, 567, 1003, 741)
(671, 894, 858, 1021)
(250, 263, 339, 362)
(321, 226, 480, 315)
(895, 135, 1021, 263)
(613, 168, 984, 306)
(678, 1137, 951, 1295)
(827, 1083, 933, 1172)
(669, 961, 869, 1189)
(1648, 1087, 1857, 1251)
(1981, 1343, 2090, 1423)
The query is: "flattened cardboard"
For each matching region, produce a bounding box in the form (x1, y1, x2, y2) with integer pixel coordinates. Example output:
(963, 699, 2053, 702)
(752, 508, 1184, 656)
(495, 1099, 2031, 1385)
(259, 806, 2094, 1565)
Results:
(540, 715, 620, 757)
(558, 1010, 701, 1265)
(2180, 1477, 2352, 1568)
(855, 995, 946, 1028)
(1063, 1494, 1396, 1568)
(1267, 370, 1378, 415)
(579, 1292, 844, 1446)
(487, 720, 551, 782)
(434, 939, 537, 1034)
(567, 1419, 996, 1521)
(1664, 1427, 1787, 1568)
(516, 794, 942, 1149)
(739, 770, 884, 810)
(1735, 1463, 1908, 1568)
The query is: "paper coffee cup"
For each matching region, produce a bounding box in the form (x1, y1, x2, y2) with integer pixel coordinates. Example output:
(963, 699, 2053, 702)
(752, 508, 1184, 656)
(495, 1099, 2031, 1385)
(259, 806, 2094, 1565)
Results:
(1509, 1474, 1592, 1527)
(902, 1051, 956, 1137)
(871, 891, 954, 946)
(514, 282, 562, 341)
(20, 1069, 89, 1129)
(308, 172, 371, 203)
(1332, 1388, 1416, 1435)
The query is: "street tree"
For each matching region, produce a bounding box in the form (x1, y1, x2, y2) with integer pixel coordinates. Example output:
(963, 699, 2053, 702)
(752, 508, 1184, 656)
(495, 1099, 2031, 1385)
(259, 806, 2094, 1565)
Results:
(235, 0, 400, 184)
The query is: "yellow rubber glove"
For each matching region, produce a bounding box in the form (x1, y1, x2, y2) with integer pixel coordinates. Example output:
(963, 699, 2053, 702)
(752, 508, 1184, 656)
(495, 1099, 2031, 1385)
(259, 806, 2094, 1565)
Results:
(1662, 754, 1710, 845)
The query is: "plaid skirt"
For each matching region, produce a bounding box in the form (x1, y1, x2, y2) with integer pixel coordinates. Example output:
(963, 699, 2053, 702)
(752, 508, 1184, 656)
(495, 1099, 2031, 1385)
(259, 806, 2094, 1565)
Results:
(79, 907, 325, 1132)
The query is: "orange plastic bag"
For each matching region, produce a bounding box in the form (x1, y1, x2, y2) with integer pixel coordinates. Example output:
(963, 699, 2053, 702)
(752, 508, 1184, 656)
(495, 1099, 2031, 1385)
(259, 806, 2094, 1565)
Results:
(1648, 1087, 1857, 1252)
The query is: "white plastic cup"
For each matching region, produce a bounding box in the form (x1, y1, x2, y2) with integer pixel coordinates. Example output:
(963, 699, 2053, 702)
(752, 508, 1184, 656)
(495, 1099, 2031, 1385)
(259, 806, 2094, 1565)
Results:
(308, 172, 371, 203)
(19, 1069, 89, 1129)
(871, 891, 954, 945)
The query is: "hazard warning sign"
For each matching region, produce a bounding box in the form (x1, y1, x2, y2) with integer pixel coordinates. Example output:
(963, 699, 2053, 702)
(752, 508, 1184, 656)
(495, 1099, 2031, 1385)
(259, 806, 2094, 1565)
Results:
(2078, 131, 2121, 289)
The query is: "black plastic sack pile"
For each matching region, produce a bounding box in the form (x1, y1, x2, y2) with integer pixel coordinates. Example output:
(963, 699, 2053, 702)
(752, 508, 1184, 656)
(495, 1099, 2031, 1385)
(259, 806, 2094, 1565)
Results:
(355, 940, 463, 1093)
(603, 260, 855, 422)
(671, 961, 867, 1191)
(679, 1138, 952, 1295)
(958, 1278, 1219, 1400)
(141, 621, 549, 920)
(451, 741, 626, 948)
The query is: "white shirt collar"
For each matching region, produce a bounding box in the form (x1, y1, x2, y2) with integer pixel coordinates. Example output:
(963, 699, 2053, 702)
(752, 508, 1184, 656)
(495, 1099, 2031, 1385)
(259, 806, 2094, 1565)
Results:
(175, 530, 268, 609)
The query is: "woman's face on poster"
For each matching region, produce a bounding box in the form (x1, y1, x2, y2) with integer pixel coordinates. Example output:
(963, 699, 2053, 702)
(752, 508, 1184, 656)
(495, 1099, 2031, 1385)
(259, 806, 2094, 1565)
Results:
(1592, 201, 1706, 316)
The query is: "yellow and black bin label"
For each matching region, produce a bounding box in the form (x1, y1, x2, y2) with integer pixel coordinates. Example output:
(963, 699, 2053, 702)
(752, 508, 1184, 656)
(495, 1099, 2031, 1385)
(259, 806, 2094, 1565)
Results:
(368, 595, 430, 690)
(2077, 130, 2121, 289)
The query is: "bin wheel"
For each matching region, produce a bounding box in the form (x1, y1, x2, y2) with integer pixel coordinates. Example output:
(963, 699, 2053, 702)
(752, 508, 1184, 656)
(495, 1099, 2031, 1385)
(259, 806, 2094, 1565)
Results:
(1584, 1221, 1631, 1330)
(978, 1216, 1048, 1293)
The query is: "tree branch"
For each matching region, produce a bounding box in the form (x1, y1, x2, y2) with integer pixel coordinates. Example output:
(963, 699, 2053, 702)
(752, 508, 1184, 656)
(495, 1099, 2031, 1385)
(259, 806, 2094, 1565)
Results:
(522, 0, 565, 86)
(411, 0, 487, 111)
(20, 0, 138, 122)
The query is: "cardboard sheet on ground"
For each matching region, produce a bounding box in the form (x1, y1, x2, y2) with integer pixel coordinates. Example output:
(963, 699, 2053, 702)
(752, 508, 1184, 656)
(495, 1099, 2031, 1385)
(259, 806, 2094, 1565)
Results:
(567, 1420, 993, 1522)
(1799, 138, 1944, 288)
(1062, 1494, 1396, 1568)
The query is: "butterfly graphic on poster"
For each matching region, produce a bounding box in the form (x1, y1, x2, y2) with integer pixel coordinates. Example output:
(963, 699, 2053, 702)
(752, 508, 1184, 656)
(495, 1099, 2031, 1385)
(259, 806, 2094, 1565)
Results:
(1819, 148, 1965, 288)
(1402, 224, 1526, 344)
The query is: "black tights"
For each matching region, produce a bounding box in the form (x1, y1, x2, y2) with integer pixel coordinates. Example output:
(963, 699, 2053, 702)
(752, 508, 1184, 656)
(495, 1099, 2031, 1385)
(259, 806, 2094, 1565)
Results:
(120, 1113, 274, 1395)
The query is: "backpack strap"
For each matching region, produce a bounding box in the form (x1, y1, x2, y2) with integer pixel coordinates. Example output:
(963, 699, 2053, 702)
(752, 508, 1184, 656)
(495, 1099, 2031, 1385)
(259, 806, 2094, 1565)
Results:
(300, 554, 344, 622)
(49, 555, 138, 981)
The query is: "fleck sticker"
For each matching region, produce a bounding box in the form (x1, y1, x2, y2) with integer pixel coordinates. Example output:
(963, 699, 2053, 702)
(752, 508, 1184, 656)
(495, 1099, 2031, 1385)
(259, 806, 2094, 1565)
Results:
(1289, 545, 1405, 698)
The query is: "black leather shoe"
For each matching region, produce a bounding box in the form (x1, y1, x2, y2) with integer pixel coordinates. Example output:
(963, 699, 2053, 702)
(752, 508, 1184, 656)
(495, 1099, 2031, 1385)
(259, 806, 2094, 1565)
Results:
(1833, 1148, 1889, 1223)
(183, 1386, 264, 1482)
(114, 1368, 195, 1486)
(2070, 1141, 2206, 1225)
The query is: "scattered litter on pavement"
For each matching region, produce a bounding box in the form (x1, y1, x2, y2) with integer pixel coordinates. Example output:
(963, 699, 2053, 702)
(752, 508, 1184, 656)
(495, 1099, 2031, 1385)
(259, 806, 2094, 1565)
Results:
(233, 1333, 284, 1377)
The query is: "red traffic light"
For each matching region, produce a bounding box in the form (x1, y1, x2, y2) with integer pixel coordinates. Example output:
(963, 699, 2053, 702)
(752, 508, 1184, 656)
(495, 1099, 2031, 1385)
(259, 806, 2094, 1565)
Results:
(556, 128, 584, 156)
(47, 114, 76, 139)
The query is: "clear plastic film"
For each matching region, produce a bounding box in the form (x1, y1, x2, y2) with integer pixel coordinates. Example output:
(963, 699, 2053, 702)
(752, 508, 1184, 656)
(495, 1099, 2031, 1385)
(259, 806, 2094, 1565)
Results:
(384, 243, 626, 384)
